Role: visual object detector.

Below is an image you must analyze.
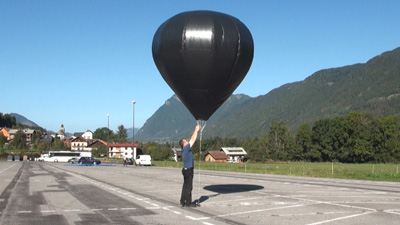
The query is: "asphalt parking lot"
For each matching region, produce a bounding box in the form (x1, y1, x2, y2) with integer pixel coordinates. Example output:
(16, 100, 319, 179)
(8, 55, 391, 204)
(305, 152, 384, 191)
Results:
(0, 161, 399, 225)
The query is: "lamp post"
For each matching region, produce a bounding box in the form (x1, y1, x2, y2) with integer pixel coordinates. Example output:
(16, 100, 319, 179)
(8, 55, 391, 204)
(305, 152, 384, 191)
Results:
(107, 114, 110, 129)
(132, 101, 136, 143)
(132, 100, 136, 160)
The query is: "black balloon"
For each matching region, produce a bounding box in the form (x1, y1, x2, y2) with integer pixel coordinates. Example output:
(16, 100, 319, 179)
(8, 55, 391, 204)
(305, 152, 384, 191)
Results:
(152, 10, 254, 121)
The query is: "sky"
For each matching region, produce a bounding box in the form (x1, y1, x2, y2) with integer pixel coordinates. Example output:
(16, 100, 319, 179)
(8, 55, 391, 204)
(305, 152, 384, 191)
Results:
(1, 0, 400, 134)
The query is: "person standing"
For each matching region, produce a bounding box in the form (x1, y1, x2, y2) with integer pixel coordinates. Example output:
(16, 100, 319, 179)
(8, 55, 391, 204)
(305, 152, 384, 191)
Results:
(179, 124, 200, 207)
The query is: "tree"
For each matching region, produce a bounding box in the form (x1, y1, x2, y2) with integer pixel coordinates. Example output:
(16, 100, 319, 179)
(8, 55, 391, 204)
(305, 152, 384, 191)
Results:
(267, 121, 294, 161)
(31, 132, 41, 147)
(52, 139, 66, 150)
(92, 145, 108, 158)
(143, 142, 173, 161)
(243, 137, 266, 162)
(341, 112, 375, 163)
(375, 116, 400, 163)
(36, 142, 51, 153)
(94, 127, 114, 142)
(0, 134, 7, 149)
(116, 125, 128, 143)
(9, 130, 27, 150)
(295, 123, 313, 161)
(0, 113, 16, 128)
(311, 119, 333, 161)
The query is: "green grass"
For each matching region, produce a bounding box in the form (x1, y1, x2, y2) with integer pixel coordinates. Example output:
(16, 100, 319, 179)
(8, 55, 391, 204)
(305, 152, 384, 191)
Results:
(153, 161, 400, 182)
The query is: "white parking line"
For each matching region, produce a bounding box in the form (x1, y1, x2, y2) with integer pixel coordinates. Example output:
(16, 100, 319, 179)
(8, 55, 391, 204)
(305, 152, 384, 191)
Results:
(306, 211, 376, 225)
(40, 210, 56, 213)
(201, 222, 215, 225)
(0, 164, 16, 174)
(210, 204, 306, 219)
(18, 211, 32, 214)
(64, 209, 81, 212)
(384, 209, 400, 215)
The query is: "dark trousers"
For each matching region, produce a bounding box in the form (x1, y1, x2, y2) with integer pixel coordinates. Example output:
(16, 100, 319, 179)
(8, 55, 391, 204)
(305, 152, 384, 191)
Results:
(180, 168, 194, 206)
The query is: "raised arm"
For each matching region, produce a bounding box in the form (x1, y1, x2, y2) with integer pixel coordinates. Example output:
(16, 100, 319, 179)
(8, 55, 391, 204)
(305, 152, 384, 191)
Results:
(189, 124, 201, 147)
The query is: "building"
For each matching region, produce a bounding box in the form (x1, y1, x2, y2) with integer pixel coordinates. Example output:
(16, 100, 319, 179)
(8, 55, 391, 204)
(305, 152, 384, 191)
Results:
(219, 147, 247, 163)
(70, 136, 88, 151)
(85, 139, 107, 152)
(82, 130, 93, 140)
(0, 127, 11, 139)
(205, 151, 228, 162)
(108, 143, 139, 159)
(56, 124, 66, 140)
(7, 128, 37, 142)
(172, 147, 181, 162)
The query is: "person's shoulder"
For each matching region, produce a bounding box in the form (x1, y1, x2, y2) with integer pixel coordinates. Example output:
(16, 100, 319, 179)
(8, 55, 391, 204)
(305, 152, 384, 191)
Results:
(183, 144, 190, 150)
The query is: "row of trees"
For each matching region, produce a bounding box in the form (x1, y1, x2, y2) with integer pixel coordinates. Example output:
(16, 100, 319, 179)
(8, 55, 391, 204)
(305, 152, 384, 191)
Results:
(0, 113, 16, 128)
(3, 112, 399, 164)
(188, 112, 400, 163)
(93, 125, 129, 143)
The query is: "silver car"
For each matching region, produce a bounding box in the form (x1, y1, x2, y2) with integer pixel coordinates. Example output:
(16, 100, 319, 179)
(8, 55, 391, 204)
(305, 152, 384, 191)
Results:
(68, 157, 79, 164)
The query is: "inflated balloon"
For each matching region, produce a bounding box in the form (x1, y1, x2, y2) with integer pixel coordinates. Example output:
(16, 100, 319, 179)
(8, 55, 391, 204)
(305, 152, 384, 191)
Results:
(152, 10, 254, 121)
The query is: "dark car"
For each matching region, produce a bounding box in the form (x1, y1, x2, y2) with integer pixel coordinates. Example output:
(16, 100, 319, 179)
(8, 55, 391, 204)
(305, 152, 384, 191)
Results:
(126, 158, 134, 165)
(78, 157, 101, 165)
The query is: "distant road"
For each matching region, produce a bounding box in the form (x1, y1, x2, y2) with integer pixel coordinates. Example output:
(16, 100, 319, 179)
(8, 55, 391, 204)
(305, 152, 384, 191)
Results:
(0, 161, 399, 225)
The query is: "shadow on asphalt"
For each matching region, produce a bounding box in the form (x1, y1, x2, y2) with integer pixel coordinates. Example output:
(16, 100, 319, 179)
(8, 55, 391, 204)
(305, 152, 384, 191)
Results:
(196, 184, 264, 204)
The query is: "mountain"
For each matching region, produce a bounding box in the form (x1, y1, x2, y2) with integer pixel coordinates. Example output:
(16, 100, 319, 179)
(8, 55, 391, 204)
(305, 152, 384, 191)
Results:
(10, 113, 40, 128)
(136, 94, 251, 142)
(136, 47, 400, 142)
(127, 127, 140, 141)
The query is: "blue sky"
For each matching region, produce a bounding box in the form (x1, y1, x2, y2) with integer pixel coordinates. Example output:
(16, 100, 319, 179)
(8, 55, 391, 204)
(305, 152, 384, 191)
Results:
(1, 0, 399, 133)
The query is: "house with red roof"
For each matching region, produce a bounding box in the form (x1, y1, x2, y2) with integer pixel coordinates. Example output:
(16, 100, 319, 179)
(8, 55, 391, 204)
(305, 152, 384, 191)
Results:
(205, 151, 228, 162)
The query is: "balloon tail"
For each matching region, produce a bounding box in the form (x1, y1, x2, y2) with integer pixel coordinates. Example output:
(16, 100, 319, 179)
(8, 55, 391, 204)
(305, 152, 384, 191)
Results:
(196, 120, 206, 206)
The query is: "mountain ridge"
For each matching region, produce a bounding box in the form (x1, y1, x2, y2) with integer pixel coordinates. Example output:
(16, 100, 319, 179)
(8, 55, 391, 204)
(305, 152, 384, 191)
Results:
(136, 47, 400, 142)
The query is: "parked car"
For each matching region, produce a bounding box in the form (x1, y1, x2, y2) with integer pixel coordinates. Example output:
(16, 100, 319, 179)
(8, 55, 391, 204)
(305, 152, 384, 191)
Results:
(37, 154, 52, 162)
(135, 155, 151, 166)
(126, 158, 134, 165)
(69, 157, 79, 164)
(78, 157, 101, 165)
(7, 155, 13, 161)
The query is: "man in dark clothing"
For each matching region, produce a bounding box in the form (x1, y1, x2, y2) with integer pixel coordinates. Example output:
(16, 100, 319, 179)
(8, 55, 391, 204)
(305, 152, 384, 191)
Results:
(179, 124, 200, 207)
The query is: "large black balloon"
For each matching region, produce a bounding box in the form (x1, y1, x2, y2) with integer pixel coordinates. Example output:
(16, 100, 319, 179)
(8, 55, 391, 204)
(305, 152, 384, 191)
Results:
(152, 10, 254, 121)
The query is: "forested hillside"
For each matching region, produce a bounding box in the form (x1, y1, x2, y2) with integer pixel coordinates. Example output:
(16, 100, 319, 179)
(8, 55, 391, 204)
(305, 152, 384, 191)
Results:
(136, 47, 400, 142)
(188, 112, 400, 163)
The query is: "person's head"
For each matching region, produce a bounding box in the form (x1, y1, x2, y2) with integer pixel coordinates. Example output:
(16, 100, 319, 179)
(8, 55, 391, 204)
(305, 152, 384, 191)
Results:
(179, 138, 189, 148)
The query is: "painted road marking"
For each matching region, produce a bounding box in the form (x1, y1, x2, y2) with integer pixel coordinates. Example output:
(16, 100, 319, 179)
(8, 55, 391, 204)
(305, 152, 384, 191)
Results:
(305, 211, 376, 225)
(0, 164, 16, 174)
(17, 211, 32, 214)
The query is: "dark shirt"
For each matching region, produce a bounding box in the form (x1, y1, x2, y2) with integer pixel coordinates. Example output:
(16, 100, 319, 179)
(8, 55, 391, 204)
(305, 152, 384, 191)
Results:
(182, 144, 194, 168)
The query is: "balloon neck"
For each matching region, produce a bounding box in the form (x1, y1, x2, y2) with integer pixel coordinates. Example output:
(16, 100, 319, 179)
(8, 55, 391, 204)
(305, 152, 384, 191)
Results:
(196, 120, 207, 141)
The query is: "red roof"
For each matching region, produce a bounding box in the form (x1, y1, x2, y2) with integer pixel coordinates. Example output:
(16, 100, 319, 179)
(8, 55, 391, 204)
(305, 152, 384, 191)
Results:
(108, 143, 139, 147)
(207, 151, 228, 160)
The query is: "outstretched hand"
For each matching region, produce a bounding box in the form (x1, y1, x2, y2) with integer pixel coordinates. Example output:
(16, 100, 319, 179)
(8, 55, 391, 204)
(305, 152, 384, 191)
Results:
(195, 124, 201, 132)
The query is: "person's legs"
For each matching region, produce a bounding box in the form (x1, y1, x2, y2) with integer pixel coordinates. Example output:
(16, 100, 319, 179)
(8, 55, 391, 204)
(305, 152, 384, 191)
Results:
(180, 169, 186, 206)
(181, 168, 194, 206)
(186, 169, 193, 206)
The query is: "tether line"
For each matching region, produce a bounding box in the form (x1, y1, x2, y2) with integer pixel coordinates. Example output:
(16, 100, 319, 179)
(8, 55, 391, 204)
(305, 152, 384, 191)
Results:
(196, 120, 206, 206)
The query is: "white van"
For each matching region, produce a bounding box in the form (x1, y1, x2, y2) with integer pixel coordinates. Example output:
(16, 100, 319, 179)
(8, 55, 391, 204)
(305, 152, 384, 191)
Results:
(135, 155, 151, 166)
(37, 154, 53, 162)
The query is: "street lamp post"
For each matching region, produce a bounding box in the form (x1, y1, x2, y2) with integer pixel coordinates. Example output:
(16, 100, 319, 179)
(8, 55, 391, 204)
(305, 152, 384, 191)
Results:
(132, 101, 136, 143)
(132, 100, 136, 160)
(107, 114, 110, 129)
